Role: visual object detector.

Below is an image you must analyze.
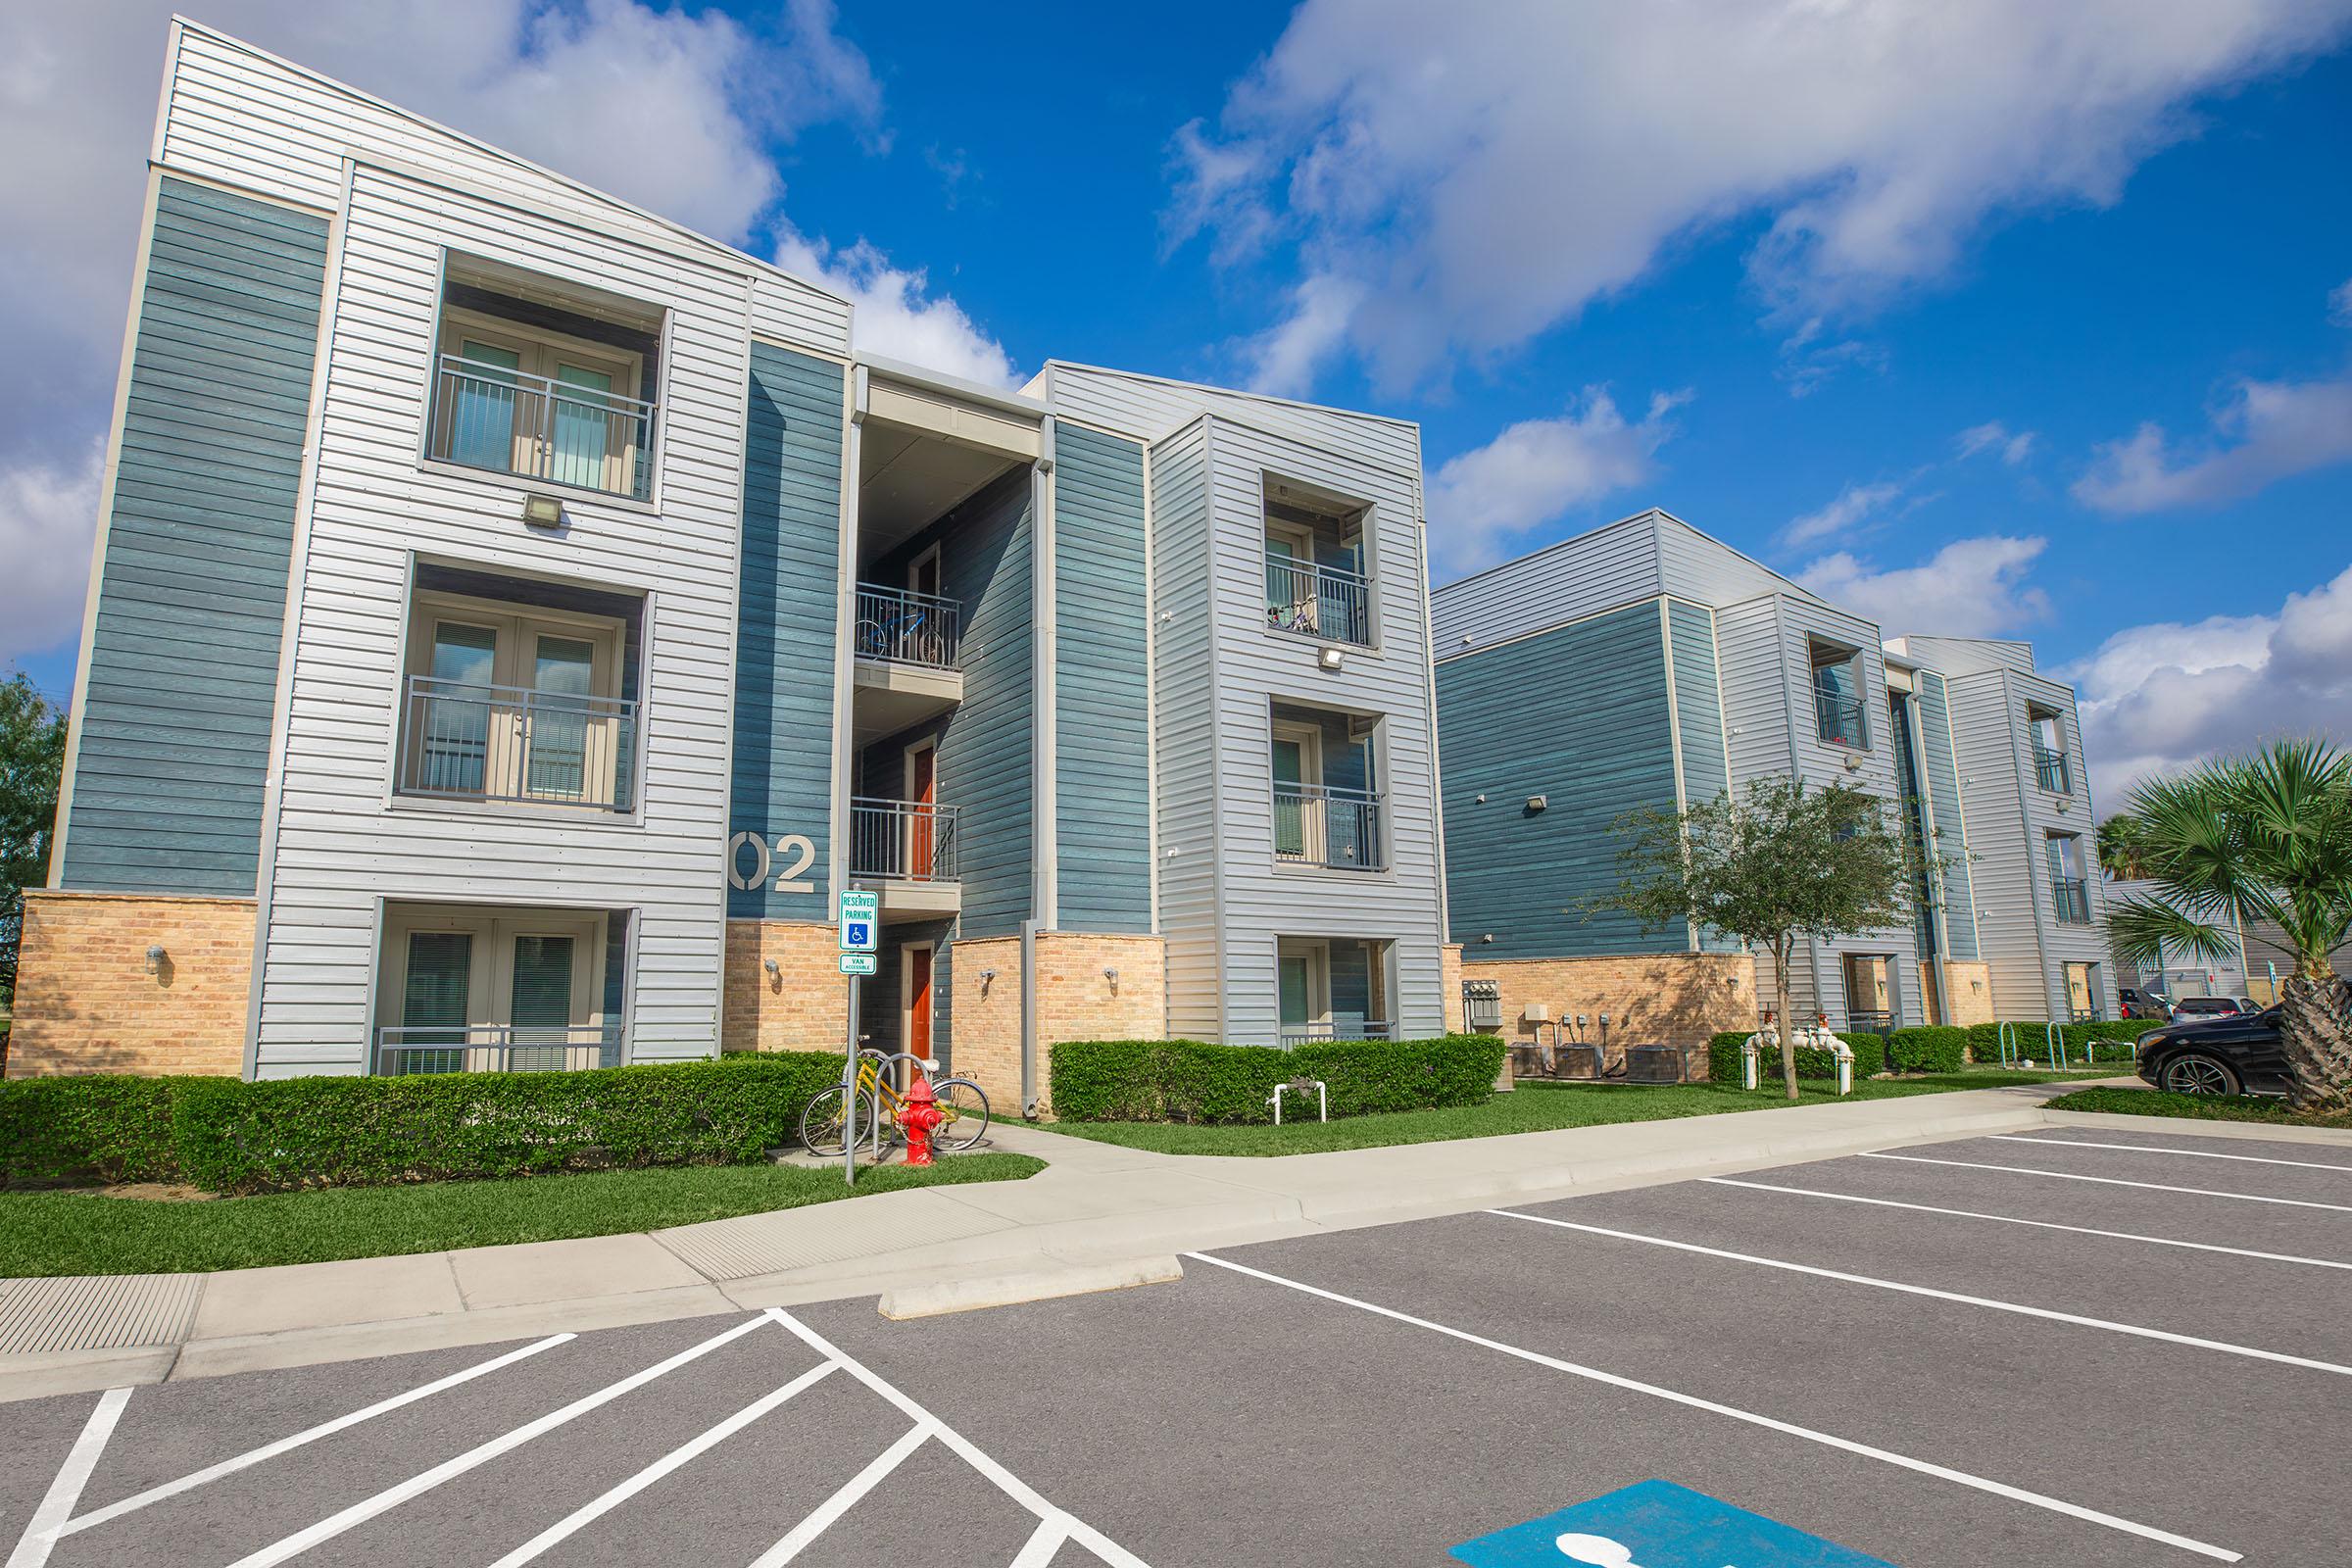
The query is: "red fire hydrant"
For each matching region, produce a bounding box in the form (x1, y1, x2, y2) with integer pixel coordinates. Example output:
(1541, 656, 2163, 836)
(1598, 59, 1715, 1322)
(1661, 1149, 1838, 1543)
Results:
(898, 1075, 944, 1167)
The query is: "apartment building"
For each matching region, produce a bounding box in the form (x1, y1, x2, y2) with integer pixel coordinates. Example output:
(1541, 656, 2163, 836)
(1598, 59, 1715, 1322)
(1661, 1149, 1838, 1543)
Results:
(1433, 510, 2110, 1057)
(9, 21, 1454, 1103)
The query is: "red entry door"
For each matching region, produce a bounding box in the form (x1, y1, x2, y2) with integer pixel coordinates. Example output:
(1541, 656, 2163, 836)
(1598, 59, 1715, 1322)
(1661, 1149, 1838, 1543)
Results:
(906, 946, 934, 1060)
(907, 744, 937, 877)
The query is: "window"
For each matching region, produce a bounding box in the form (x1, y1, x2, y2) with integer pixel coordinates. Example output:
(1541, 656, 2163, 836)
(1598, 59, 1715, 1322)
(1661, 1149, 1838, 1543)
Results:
(2048, 833, 2091, 924)
(398, 583, 635, 811)
(424, 268, 661, 500)
(1841, 954, 1893, 1031)
(1810, 642, 1868, 748)
(1271, 705, 1385, 871)
(2029, 705, 2070, 793)
(1263, 479, 1372, 647)
(377, 905, 620, 1073)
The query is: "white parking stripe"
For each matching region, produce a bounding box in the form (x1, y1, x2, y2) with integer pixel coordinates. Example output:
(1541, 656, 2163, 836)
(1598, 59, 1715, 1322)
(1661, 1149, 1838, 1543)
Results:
(56, 1333, 574, 1539)
(222, 1313, 772, 1568)
(1184, 1250, 2239, 1562)
(1008, 1517, 1070, 1568)
(744, 1421, 932, 1567)
(6, 1389, 128, 1568)
(491, 1359, 838, 1568)
(1489, 1208, 2352, 1377)
(765, 1307, 1150, 1568)
(1994, 1134, 2352, 1173)
(1863, 1152, 2352, 1211)
(1701, 1177, 2352, 1270)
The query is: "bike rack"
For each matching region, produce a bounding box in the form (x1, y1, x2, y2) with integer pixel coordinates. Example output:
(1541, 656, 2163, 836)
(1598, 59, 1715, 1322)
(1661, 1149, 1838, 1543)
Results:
(1996, 1022, 2066, 1069)
(1268, 1079, 1327, 1125)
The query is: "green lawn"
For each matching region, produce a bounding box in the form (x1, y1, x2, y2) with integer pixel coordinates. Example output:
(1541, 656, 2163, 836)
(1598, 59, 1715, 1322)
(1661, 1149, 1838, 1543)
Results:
(2046, 1086, 2352, 1130)
(0, 1153, 1043, 1277)
(1038, 1073, 2077, 1156)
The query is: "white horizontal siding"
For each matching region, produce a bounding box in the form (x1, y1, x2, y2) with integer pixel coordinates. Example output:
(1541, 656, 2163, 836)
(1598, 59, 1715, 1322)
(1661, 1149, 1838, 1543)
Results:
(159, 21, 848, 360)
(1432, 513, 1664, 652)
(1146, 419, 1220, 1041)
(252, 162, 756, 1072)
(1040, 362, 1421, 475)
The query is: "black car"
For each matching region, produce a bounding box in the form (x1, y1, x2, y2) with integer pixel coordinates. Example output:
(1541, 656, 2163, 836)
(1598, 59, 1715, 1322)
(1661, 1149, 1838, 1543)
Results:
(2134, 1006, 2290, 1096)
(2118, 987, 2172, 1020)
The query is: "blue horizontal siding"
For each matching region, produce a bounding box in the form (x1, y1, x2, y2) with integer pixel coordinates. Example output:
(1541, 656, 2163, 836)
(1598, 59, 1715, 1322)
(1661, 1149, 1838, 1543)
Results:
(1436, 601, 1686, 959)
(728, 343, 845, 921)
(1053, 424, 1152, 933)
(59, 177, 327, 896)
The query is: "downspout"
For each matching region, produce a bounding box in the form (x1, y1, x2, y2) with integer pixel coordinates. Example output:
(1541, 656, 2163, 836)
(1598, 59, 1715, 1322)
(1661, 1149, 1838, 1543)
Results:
(1020, 917, 1041, 1116)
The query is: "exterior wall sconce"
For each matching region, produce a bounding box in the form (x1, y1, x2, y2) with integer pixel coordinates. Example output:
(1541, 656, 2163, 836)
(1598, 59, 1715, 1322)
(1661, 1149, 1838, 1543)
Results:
(521, 494, 565, 529)
(980, 968, 999, 995)
(1103, 966, 1119, 993)
(1317, 646, 1345, 671)
(144, 944, 167, 977)
(1525, 795, 1547, 812)
(1480, 932, 1495, 944)
(763, 956, 781, 991)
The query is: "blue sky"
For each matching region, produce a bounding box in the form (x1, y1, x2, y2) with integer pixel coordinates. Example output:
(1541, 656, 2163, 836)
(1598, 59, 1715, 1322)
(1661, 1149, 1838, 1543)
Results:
(4, 1, 2349, 802)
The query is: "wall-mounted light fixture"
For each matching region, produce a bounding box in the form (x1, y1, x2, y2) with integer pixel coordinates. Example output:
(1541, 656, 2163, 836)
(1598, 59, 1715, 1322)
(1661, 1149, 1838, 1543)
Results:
(763, 956, 781, 992)
(1317, 646, 1346, 672)
(980, 967, 999, 996)
(144, 944, 166, 977)
(1525, 795, 1548, 812)
(1479, 933, 1495, 944)
(520, 493, 566, 529)
(1103, 966, 1119, 993)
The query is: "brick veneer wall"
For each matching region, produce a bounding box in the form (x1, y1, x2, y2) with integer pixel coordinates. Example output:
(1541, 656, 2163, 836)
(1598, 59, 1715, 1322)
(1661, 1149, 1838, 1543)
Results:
(950, 934, 1024, 1110)
(1458, 950, 1757, 1081)
(7, 890, 254, 1077)
(1441, 943, 1464, 1033)
(948, 930, 1168, 1115)
(722, 919, 846, 1053)
(1941, 960, 1994, 1026)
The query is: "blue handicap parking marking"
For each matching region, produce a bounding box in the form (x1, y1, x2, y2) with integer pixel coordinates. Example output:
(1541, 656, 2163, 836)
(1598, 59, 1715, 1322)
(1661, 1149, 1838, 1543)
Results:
(1449, 1480, 1894, 1567)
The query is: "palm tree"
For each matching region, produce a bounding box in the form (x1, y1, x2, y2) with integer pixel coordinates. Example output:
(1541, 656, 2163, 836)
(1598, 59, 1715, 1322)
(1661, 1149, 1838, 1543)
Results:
(2106, 739, 2352, 1112)
(2095, 809, 2156, 882)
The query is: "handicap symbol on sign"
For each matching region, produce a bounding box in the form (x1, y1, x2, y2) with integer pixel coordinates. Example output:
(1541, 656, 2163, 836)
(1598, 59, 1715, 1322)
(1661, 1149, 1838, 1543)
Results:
(1449, 1481, 1894, 1568)
(844, 920, 872, 951)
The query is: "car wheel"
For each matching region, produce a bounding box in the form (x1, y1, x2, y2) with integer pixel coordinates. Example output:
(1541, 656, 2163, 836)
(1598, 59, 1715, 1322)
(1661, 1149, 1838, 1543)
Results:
(2160, 1053, 2241, 1096)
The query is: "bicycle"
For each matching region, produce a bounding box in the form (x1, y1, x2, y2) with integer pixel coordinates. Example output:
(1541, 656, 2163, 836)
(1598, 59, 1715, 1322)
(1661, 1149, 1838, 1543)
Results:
(800, 1049, 991, 1157)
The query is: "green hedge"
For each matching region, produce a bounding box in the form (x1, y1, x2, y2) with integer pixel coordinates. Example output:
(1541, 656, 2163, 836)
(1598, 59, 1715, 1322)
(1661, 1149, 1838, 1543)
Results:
(1706, 1031, 1886, 1084)
(1052, 1035, 1506, 1125)
(1964, 1019, 2156, 1063)
(3, 1053, 841, 1195)
(1886, 1025, 1969, 1073)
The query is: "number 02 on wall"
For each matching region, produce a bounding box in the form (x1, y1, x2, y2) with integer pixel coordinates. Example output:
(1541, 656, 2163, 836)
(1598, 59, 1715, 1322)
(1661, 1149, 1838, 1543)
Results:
(727, 832, 817, 894)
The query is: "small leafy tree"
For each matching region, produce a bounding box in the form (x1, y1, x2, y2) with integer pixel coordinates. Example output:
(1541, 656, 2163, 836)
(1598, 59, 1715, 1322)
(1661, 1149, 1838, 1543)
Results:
(1593, 775, 1918, 1100)
(2106, 739, 2352, 1112)
(1, 672, 70, 1005)
(2097, 809, 2157, 882)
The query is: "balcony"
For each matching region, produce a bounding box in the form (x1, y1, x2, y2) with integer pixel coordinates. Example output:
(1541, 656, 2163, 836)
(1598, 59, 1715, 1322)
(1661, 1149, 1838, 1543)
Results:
(2034, 744, 2072, 794)
(1274, 782, 1387, 872)
(850, 797, 960, 920)
(375, 1022, 626, 1076)
(852, 581, 964, 740)
(1814, 688, 1868, 749)
(2053, 877, 2092, 925)
(428, 353, 655, 501)
(1280, 1020, 1396, 1047)
(397, 677, 635, 811)
(1265, 558, 1372, 647)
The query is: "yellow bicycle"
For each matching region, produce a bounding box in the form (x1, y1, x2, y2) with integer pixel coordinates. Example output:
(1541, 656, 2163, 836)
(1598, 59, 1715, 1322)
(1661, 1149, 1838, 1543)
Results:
(799, 1051, 991, 1156)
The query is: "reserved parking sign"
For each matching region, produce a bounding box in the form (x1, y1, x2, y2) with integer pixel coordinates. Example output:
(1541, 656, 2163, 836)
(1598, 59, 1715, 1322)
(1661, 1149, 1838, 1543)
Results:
(1450, 1481, 1894, 1567)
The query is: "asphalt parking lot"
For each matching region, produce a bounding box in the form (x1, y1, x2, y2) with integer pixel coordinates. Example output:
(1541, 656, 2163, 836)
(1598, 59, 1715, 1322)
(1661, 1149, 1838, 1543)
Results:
(6, 1125, 2347, 1567)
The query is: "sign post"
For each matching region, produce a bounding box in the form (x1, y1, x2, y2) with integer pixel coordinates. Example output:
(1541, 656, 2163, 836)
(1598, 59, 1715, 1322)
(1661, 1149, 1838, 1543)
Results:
(838, 889, 880, 1187)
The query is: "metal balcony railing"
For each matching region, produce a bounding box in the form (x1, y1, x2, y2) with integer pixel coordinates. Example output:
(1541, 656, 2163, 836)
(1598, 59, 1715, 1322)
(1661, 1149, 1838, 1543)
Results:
(1814, 688, 1869, 748)
(427, 353, 655, 500)
(850, 797, 959, 882)
(398, 677, 635, 810)
(2034, 744, 2072, 794)
(1279, 1019, 1396, 1047)
(2053, 877, 2092, 925)
(375, 1022, 625, 1076)
(854, 583, 962, 670)
(1273, 782, 1387, 872)
(1844, 1008, 1894, 1034)
(1265, 556, 1372, 646)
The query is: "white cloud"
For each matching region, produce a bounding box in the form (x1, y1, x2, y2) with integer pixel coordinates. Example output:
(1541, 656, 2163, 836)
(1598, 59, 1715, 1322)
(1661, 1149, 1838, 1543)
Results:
(2072, 371, 2352, 513)
(2059, 564, 2352, 804)
(1424, 388, 1688, 575)
(1957, 420, 2037, 466)
(1171, 0, 2352, 391)
(1798, 535, 2051, 639)
(1783, 481, 1899, 549)
(0, 443, 101, 667)
(773, 231, 1018, 387)
(2329, 275, 2352, 326)
(1243, 272, 1368, 396)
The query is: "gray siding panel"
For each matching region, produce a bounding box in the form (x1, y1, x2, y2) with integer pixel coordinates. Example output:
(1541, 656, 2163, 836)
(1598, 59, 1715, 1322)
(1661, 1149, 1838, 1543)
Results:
(1053, 424, 1152, 933)
(1146, 421, 1220, 1039)
(729, 344, 845, 921)
(935, 469, 1034, 939)
(61, 177, 328, 896)
(1437, 602, 1681, 959)
(1915, 670, 1980, 961)
(1666, 599, 1740, 955)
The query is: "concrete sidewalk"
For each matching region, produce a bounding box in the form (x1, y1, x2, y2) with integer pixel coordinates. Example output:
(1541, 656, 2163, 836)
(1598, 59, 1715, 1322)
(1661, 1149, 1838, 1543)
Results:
(0, 1080, 2238, 1403)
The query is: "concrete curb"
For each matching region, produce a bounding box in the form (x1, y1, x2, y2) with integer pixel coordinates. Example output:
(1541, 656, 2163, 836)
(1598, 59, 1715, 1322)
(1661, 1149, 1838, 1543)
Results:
(876, 1255, 1184, 1320)
(8, 1082, 2305, 1402)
